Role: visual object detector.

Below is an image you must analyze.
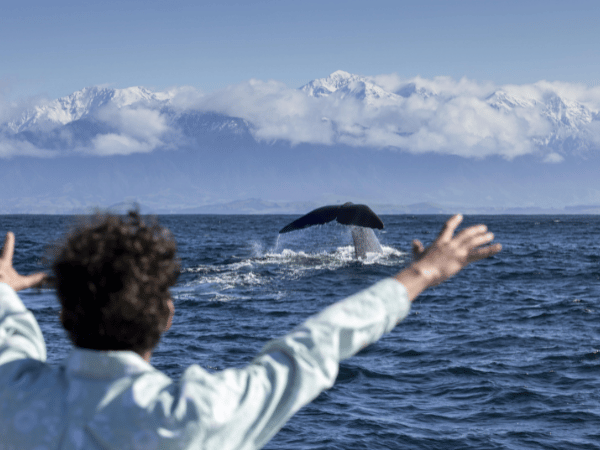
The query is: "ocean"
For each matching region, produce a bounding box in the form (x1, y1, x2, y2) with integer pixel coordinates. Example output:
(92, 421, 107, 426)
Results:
(2, 214, 599, 449)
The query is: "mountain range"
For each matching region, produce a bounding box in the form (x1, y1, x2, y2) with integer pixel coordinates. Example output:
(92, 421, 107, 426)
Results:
(1, 71, 599, 213)
(6, 71, 597, 145)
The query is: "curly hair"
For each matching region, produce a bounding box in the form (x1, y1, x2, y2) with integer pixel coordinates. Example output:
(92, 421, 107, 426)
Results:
(51, 210, 180, 354)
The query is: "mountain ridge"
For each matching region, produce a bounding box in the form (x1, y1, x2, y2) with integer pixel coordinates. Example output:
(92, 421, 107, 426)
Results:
(7, 86, 170, 133)
(4, 71, 598, 150)
(7, 199, 600, 216)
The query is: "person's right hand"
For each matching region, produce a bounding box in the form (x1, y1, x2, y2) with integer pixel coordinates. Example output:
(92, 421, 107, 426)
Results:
(0, 232, 46, 291)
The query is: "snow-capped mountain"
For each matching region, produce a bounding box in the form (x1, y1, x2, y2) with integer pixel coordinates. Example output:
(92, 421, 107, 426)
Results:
(2, 85, 252, 153)
(486, 89, 597, 154)
(487, 90, 593, 129)
(301, 70, 439, 101)
(301, 70, 400, 104)
(7, 86, 170, 133)
(301, 70, 366, 97)
(486, 91, 537, 111)
(542, 95, 594, 130)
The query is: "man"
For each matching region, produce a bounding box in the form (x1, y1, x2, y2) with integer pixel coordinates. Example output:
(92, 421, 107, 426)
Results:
(0, 211, 500, 450)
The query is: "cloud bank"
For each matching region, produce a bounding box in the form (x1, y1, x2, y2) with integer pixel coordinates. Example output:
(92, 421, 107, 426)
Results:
(2, 72, 600, 160)
(89, 104, 171, 156)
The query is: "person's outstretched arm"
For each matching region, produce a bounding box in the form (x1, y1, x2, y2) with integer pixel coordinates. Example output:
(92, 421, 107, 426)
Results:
(175, 214, 501, 450)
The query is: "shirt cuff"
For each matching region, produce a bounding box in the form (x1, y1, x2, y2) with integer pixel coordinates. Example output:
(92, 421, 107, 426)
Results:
(365, 277, 411, 333)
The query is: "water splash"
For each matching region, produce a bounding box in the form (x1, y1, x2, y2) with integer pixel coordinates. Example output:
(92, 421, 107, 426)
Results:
(179, 243, 406, 303)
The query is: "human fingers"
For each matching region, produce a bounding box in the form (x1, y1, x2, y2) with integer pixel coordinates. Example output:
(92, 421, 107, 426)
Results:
(467, 243, 502, 263)
(412, 239, 425, 260)
(1, 232, 15, 263)
(17, 272, 47, 291)
(454, 224, 489, 246)
(437, 214, 463, 242)
(27, 272, 47, 288)
(463, 231, 496, 250)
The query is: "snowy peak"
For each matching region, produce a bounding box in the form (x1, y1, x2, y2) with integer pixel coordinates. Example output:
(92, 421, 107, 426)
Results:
(337, 79, 400, 103)
(110, 86, 161, 106)
(301, 70, 399, 104)
(301, 70, 364, 97)
(7, 86, 171, 133)
(487, 90, 593, 129)
(487, 91, 537, 110)
(542, 95, 593, 128)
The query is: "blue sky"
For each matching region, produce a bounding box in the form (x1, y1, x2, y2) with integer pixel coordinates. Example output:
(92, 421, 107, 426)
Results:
(3, 0, 600, 99)
(1, 0, 600, 212)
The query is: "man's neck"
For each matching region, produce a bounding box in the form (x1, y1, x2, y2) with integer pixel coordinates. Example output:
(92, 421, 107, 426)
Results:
(140, 350, 152, 362)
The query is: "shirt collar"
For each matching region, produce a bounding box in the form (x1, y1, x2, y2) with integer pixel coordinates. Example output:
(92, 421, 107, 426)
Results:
(64, 347, 156, 379)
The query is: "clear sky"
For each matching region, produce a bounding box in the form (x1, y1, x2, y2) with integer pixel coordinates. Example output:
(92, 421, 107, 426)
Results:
(2, 0, 600, 99)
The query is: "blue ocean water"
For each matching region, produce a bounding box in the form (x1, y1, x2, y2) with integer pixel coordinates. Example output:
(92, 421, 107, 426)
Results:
(1, 214, 600, 449)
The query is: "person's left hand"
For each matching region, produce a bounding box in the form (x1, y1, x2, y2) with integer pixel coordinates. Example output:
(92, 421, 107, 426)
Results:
(408, 215, 501, 288)
(0, 232, 46, 291)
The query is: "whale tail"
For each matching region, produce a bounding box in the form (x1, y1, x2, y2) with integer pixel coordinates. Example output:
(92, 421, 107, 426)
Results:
(279, 203, 383, 234)
(279, 202, 384, 258)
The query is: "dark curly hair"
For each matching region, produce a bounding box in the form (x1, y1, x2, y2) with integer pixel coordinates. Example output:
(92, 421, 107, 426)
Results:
(51, 210, 180, 354)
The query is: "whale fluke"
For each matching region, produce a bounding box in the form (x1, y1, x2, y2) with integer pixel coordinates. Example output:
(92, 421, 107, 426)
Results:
(279, 202, 384, 234)
(279, 203, 385, 258)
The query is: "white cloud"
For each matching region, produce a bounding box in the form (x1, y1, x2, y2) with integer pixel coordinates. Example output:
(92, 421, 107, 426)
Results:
(192, 79, 336, 145)
(168, 86, 206, 111)
(97, 105, 168, 140)
(544, 152, 564, 163)
(0, 138, 56, 158)
(81, 103, 172, 156)
(391, 95, 542, 158)
(87, 133, 155, 156)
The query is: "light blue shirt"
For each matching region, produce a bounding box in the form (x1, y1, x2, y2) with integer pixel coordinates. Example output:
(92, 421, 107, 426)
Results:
(0, 279, 410, 450)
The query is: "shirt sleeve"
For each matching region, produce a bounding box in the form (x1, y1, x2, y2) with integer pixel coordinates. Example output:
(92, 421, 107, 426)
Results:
(0, 283, 47, 367)
(177, 278, 410, 450)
